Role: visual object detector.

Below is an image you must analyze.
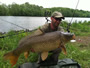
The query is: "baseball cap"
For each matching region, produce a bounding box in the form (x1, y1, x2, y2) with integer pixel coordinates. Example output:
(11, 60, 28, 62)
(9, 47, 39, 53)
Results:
(51, 11, 65, 19)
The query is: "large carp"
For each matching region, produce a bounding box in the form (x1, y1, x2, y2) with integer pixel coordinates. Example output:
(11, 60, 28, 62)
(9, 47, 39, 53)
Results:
(3, 31, 75, 67)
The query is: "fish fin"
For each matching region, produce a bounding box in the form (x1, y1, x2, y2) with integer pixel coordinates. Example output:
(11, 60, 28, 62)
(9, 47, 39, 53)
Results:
(3, 52, 19, 67)
(60, 45, 67, 55)
(41, 52, 48, 61)
(24, 51, 29, 59)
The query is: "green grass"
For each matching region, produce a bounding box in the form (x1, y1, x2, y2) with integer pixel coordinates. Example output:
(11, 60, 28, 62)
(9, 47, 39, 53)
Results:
(59, 43, 90, 68)
(0, 31, 38, 68)
(61, 21, 90, 36)
(0, 21, 90, 68)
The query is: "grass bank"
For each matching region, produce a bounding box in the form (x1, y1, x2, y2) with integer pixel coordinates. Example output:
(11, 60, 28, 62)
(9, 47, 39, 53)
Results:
(0, 21, 90, 68)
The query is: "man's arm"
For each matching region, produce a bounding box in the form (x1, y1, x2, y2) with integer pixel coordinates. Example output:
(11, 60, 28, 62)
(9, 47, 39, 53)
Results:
(39, 23, 49, 33)
(30, 28, 44, 37)
(29, 23, 49, 38)
(58, 26, 64, 32)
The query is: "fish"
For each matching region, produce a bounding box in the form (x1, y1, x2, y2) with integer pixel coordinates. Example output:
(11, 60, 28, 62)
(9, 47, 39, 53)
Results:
(3, 31, 75, 67)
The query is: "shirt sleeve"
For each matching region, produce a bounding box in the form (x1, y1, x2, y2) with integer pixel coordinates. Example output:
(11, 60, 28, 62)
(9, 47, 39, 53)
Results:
(40, 23, 49, 33)
(58, 26, 64, 32)
(29, 28, 44, 37)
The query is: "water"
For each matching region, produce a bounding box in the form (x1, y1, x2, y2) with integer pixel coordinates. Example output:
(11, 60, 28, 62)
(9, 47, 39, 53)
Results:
(0, 16, 46, 33)
(0, 16, 90, 33)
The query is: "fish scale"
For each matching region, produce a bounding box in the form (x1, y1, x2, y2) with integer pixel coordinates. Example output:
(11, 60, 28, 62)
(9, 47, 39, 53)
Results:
(32, 39, 60, 52)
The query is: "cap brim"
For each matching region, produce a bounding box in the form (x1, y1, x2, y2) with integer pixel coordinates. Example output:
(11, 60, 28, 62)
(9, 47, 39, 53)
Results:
(61, 17, 65, 19)
(55, 16, 65, 19)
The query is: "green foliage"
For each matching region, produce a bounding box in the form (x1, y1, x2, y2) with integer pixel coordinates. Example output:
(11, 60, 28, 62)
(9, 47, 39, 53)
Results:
(0, 4, 9, 15)
(0, 2, 90, 17)
(0, 2, 44, 16)
(59, 43, 90, 68)
(61, 21, 90, 36)
(0, 31, 36, 68)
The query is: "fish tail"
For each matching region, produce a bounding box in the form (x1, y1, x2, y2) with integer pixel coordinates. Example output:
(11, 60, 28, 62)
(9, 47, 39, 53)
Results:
(3, 52, 19, 67)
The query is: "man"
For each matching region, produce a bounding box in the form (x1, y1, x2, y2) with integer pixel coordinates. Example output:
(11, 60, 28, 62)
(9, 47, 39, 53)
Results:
(37, 11, 65, 66)
(18, 11, 65, 68)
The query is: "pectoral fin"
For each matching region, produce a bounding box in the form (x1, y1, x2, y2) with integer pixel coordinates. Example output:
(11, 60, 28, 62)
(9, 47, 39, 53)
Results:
(24, 51, 29, 59)
(41, 52, 48, 61)
(60, 45, 67, 55)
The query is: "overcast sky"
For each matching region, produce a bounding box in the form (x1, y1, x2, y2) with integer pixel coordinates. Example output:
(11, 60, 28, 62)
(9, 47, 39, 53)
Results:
(0, 0, 90, 11)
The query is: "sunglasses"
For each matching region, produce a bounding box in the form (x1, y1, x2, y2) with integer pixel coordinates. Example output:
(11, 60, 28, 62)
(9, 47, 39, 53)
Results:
(54, 18, 62, 21)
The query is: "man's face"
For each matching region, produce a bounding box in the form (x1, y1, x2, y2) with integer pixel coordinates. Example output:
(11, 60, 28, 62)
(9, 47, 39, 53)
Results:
(51, 17, 62, 27)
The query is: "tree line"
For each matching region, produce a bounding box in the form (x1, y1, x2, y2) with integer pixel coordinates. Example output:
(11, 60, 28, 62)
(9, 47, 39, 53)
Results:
(0, 2, 90, 17)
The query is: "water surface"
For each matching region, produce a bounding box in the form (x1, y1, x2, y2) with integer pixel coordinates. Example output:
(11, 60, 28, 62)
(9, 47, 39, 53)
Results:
(0, 16, 90, 33)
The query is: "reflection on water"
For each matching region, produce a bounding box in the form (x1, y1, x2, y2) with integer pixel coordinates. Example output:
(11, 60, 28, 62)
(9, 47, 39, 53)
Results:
(0, 16, 90, 33)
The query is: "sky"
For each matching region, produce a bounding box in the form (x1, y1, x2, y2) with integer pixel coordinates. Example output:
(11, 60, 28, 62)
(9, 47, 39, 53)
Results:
(0, 0, 90, 11)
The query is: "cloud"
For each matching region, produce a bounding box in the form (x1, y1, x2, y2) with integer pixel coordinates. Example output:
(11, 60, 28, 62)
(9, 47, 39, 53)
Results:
(0, 0, 90, 11)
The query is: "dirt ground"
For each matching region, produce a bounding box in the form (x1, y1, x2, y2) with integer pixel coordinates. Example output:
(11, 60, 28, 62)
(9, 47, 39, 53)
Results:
(75, 36, 90, 48)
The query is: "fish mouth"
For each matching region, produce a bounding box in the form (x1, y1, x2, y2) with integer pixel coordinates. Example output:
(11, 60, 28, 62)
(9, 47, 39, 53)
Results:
(70, 34, 76, 42)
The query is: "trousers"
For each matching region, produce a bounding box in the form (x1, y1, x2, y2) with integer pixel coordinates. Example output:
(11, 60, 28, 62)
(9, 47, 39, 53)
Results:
(38, 47, 62, 66)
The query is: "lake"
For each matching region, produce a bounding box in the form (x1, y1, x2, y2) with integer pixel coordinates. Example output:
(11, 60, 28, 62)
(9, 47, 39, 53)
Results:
(0, 16, 90, 33)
